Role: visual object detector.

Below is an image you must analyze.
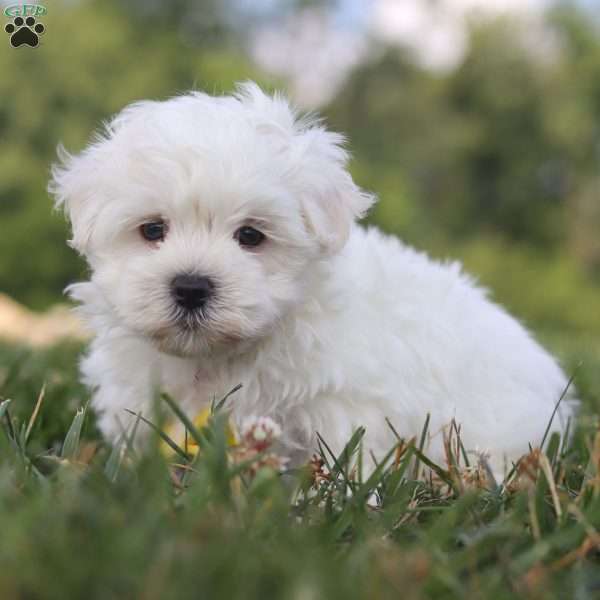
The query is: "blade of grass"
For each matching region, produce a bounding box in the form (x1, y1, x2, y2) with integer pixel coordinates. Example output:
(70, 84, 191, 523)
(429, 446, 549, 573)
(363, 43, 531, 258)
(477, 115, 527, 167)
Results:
(124, 410, 143, 456)
(354, 442, 400, 502)
(316, 436, 331, 471)
(451, 419, 470, 468)
(3, 407, 18, 445)
(539, 453, 562, 519)
(559, 417, 572, 457)
(316, 431, 355, 492)
(412, 413, 431, 480)
(124, 409, 191, 461)
(104, 433, 127, 482)
(25, 383, 46, 443)
(385, 417, 403, 442)
(385, 444, 416, 497)
(411, 446, 456, 491)
(541, 367, 578, 450)
(334, 427, 365, 476)
(0, 398, 12, 421)
(478, 454, 499, 491)
(61, 405, 87, 460)
(545, 431, 561, 467)
(161, 393, 207, 448)
(211, 383, 243, 414)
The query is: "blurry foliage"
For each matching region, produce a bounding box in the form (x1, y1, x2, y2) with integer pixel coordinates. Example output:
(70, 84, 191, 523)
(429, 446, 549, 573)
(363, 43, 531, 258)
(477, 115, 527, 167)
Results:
(0, 0, 599, 338)
(329, 11, 600, 254)
(0, 341, 90, 451)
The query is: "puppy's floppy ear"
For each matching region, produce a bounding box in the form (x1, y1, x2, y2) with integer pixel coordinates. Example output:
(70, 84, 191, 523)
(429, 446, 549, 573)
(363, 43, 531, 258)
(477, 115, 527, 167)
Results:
(292, 125, 375, 255)
(236, 82, 375, 254)
(49, 144, 101, 257)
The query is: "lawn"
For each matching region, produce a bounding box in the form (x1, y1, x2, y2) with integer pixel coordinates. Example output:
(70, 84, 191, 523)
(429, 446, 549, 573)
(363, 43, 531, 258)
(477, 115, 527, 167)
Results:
(0, 336, 599, 600)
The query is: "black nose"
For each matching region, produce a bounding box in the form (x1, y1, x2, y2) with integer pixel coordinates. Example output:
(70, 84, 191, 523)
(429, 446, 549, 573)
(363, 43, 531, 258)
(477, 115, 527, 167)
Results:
(171, 274, 214, 310)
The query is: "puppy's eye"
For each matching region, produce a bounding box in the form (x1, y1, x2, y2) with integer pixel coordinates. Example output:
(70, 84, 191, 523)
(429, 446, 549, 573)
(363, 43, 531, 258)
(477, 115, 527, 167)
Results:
(140, 220, 167, 242)
(235, 226, 265, 248)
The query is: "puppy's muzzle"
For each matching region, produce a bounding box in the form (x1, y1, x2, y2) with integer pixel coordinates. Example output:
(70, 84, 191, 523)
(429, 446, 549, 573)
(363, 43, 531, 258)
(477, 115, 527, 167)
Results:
(171, 274, 214, 311)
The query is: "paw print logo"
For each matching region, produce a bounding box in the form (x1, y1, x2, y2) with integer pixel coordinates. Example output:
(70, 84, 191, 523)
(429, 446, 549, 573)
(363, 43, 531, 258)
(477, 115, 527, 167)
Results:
(4, 15, 45, 48)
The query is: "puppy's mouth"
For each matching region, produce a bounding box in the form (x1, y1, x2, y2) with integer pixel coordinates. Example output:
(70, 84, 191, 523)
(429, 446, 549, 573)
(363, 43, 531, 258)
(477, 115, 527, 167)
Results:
(153, 304, 258, 359)
(171, 306, 211, 331)
(149, 303, 242, 357)
(149, 314, 211, 357)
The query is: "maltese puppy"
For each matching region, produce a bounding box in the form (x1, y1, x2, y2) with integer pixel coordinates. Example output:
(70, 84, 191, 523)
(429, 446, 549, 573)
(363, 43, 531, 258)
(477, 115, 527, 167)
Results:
(50, 83, 576, 473)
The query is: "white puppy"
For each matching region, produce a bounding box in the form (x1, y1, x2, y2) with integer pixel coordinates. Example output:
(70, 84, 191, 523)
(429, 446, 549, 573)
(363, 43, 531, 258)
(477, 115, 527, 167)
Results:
(50, 83, 576, 473)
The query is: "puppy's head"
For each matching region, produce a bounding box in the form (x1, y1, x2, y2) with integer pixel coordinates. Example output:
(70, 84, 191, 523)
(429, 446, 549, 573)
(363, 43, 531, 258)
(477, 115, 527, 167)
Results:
(50, 83, 374, 356)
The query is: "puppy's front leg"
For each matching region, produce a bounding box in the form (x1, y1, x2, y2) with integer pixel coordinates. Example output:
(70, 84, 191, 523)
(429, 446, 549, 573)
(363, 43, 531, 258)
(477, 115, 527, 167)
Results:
(81, 331, 158, 442)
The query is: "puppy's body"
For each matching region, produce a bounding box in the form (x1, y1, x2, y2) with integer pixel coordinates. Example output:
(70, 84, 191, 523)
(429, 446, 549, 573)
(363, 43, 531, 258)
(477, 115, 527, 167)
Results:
(52, 84, 575, 473)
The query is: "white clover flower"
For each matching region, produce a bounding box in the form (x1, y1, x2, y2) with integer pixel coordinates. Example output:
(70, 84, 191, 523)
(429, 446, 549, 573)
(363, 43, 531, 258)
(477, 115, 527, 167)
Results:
(241, 416, 282, 451)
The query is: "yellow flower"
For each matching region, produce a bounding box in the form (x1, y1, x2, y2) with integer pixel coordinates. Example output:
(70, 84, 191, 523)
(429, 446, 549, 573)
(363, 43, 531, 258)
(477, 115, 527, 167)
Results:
(161, 407, 237, 457)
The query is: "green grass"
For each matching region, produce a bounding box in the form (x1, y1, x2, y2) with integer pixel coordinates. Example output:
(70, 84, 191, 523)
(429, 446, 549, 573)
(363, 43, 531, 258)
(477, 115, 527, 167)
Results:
(1, 338, 600, 600)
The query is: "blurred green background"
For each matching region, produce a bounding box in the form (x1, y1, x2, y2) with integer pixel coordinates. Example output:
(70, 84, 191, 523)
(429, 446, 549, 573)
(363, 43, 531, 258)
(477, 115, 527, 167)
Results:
(1, 0, 599, 348)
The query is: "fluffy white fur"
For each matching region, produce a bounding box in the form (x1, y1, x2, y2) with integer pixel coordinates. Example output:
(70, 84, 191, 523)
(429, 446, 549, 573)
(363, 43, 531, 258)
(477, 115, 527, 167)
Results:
(50, 82, 576, 474)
